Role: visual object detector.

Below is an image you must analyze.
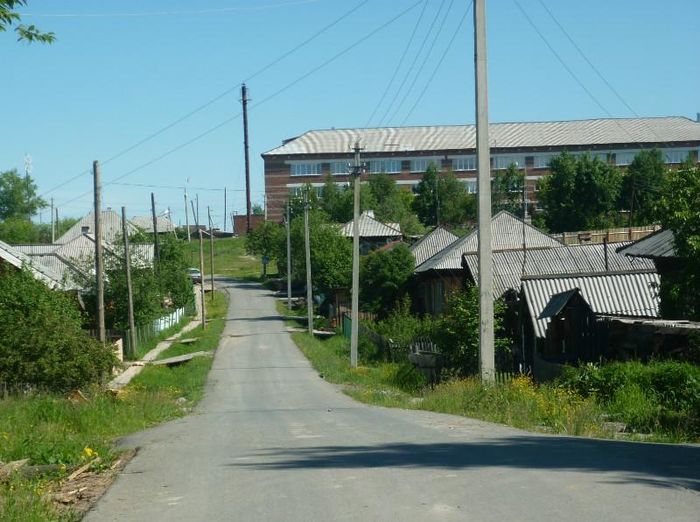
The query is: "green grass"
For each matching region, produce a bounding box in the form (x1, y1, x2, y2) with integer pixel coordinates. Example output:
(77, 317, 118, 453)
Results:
(184, 236, 277, 280)
(131, 311, 193, 360)
(0, 291, 229, 521)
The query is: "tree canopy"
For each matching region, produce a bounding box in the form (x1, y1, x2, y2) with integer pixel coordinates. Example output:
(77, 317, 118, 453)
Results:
(359, 243, 415, 314)
(0, 169, 46, 220)
(619, 149, 667, 226)
(0, 1, 54, 43)
(492, 163, 524, 216)
(412, 165, 475, 227)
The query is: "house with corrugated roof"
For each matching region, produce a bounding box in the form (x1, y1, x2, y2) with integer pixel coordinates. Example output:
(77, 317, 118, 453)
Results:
(339, 210, 402, 253)
(0, 239, 66, 289)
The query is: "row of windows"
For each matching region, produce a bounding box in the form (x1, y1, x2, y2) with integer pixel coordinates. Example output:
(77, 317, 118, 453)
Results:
(289, 149, 698, 176)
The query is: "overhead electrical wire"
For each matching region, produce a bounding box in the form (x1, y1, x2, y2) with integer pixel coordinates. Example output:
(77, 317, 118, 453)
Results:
(56, 0, 424, 209)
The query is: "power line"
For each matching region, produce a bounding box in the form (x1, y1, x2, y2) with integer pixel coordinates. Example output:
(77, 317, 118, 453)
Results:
(386, 0, 456, 125)
(400, 2, 471, 125)
(40, 0, 369, 198)
(364, 0, 429, 127)
(377, 0, 448, 127)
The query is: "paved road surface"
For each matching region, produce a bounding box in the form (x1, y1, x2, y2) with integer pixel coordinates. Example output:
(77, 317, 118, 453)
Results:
(87, 280, 700, 521)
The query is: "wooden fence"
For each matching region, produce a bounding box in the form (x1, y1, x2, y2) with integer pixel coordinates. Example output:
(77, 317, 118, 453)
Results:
(553, 225, 660, 245)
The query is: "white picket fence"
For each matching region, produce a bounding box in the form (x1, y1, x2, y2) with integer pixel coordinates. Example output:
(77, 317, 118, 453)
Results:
(153, 306, 186, 333)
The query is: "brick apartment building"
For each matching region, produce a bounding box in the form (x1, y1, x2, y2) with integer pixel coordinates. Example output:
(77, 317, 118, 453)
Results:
(261, 116, 700, 222)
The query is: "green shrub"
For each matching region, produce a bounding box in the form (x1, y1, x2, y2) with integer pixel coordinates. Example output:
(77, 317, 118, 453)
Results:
(0, 268, 116, 392)
(371, 296, 435, 362)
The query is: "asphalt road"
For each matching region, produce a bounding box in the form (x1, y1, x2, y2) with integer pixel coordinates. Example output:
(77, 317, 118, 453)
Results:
(86, 279, 700, 521)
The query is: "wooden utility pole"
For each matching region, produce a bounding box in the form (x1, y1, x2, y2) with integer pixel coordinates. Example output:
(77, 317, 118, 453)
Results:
(207, 206, 215, 299)
(93, 160, 106, 343)
(286, 200, 292, 311)
(184, 190, 191, 242)
(54, 207, 59, 240)
(304, 191, 313, 335)
(50, 197, 55, 243)
(242, 83, 252, 233)
(191, 200, 199, 228)
(223, 187, 228, 232)
(350, 142, 363, 368)
(121, 206, 137, 358)
(151, 193, 160, 271)
(198, 228, 206, 330)
(474, 0, 495, 383)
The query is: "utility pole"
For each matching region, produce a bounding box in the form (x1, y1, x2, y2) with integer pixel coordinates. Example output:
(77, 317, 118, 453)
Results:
(198, 228, 206, 330)
(207, 206, 215, 299)
(522, 164, 527, 276)
(191, 200, 199, 228)
(304, 191, 313, 336)
(223, 187, 228, 232)
(121, 206, 137, 359)
(196, 193, 200, 227)
(474, 0, 495, 383)
(242, 83, 252, 233)
(435, 176, 441, 226)
(184, 189, 191, 242)
(54, 207, 59, 240)
(286, 200, 292, 311)
(151, 193, 160, 272)
(50, 197, 55, 243)
(350, 142, 363, 368)
(93, 160, 106, 343)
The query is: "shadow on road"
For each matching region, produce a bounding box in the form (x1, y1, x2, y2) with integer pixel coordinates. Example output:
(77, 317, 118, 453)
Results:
(230, 437, 700, 491)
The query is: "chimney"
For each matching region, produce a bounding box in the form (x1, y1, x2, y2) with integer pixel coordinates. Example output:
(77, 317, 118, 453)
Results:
(696, 112, 700, 123)
(81, 226, 90, 234)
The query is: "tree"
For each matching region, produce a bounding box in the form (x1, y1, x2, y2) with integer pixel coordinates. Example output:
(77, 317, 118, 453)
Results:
(492, 163, 524, 216)
(655, 161, 700, 320)
(0, 169, 46, 220)
(412, 165, 475, 226)
(0, 1, 54, 43)
(319, 175, 353, 222)
(246, 220, 285, 276)
(359, 243, 415, 315)
(537, 152, 623, 232)
(619, 149, 666, 226)
(251, 202, 265, 215)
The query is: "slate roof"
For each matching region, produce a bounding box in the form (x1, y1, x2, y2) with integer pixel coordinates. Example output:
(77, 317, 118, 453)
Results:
(130, 215, 176, 233)
(410, 227, 459, 269)
(617, 228, 677, 259)
(0, 240, 65, 289)
(462, 242, 656, 297)
(415, 211, 562, 273)
(538, 289, 586, 319)
(55, 210, 138, 244)
(263, 117, 700, 156)
(339, 211, 402, 238)
(522, 271, 660, 338)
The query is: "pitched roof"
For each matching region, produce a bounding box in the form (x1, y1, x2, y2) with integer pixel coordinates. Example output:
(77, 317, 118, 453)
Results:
(55, 210, 138, 244)
(410, 226, 459, 268)
(617, 228, 677, 259)
(415, 211, 562, 273)
(462, 241, 656, 297)
(263, 117, 700, 156)
(539, 288, 588, 319)
(130, 215, 176, 233)
(339, 211, 402, 238)
(522, 271, 660, 338)
(0, 240, 65, 289)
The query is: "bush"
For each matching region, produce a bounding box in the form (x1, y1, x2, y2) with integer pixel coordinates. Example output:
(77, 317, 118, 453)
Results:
(371, 296, 435, 362)
(0, 268, 117, 392)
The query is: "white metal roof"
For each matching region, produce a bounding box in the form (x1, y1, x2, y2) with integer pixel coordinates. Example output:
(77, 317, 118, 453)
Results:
(410, 226, 459, 269)
(522, 271, 660, 338)
(0, 240, 65, 289)
(55, 210, 139, 244)
(617, 228, 677, 259)
(263, 117, 700, 156)
(339, 211, 402, 238)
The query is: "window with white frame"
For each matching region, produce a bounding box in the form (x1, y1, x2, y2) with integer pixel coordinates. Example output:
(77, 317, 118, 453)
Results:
(493, 155, 525, 170)
(533, 154, 553, 169)
(593, 151, 609, 162)
(465, 180, 477, 194)
(330, 161, 349, 175)
(664, 149, 690, 164)
(615, 151, 637, 166)
(369, 159, 401, 174)
(290, 162, 323, 176)
(452, 156, 476, 171)
(411, 158, 438, 173)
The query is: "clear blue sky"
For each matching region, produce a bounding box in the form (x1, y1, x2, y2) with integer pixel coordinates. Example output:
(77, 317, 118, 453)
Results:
(2, 0, 698, 228)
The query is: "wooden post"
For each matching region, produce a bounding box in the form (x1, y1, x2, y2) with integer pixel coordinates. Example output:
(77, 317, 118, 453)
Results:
(50, 197, 55, 243)
(151, 192, 160, 272)
(286, 201, 292, 311)
(304, 192, 313, 336)
(121, 206, 137, 358)
(93, 160, 106, 343)
(207, 206, 215, 300)
(198, 228, 206, 330)
(184, 189, 191, 242)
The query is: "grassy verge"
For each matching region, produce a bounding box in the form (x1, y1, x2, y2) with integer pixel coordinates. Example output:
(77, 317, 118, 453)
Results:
(184, 236, 276, 280)
(0, 291, 228, 521)
(131, 310, 193, 360)
(287, 307, 696, 443)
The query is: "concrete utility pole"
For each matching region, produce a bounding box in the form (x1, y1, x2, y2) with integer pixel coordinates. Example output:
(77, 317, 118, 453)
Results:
(303, 191, 313, 336)
(93, 160, 106, 343)
(50, 197, 55, 243)
(286, 200, 292, 311)
(198, 228, 206, 330)
(522, 164, 528, 277)
(207, 206, 215, 300)
(184, 189, 191, 242)
(350, 142, 363, 369)
(241, 83, 252, 233)
(474, 0, 495, 383)
(151, 192, 160, 272)
(121, 206, 137, 358)
(223, 187, 228, 232)
(191, 200, 199, 228)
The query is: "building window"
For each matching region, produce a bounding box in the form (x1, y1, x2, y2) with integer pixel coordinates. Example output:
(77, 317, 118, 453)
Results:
(664, 149, 690, 164)
(533, 154, 553, 169)
(369, 159, 401, 174)
(493, 155, 525, 170)
(452, 156, 476, 171)
(411, 158, 438, 173)
(330, 161, 349, 176)
(465, 180, 477, 194)
(615, 151, 637, 166)
(290, 162, 323, 176)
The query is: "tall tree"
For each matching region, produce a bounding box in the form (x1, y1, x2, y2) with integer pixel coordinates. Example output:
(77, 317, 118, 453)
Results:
(619, 149, 666, 226)
(0, 1, 54, 42)
(537, 152, 623, 232)
(492, 163, 524, 216)
(412, 166, 475, 226)
(366, 174, 422, 234)
(359, 243, 415, 315)
(0, 169, 46, 220)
